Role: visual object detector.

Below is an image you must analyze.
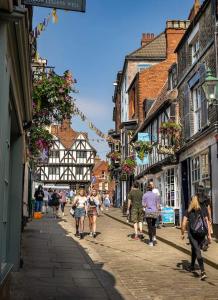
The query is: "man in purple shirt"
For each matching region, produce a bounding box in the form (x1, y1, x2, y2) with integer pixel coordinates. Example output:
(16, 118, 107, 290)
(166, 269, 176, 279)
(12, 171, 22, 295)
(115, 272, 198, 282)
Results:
(142, 184, 160, 246)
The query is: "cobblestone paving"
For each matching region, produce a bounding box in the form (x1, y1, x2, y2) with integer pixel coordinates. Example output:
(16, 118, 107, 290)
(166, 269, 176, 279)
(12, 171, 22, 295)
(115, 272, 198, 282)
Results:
(62, 210, 218, 300)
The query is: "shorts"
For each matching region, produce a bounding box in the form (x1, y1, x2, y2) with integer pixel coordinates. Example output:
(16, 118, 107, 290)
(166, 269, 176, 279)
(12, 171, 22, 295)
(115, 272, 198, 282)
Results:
(131, 207, 144, 223)
(74, 208, 85, 218)
(88, 207, 98, 216)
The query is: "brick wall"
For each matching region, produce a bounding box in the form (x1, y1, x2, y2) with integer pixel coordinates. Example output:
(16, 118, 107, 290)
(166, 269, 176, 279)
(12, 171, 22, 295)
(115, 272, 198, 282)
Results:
(136, 27, 186, 124)
(92, 160, 115, 195)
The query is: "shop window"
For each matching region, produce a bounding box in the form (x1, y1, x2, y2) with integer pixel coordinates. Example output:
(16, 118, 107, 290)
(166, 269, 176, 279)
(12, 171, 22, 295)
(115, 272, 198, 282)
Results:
(191, 156, 200, 183)
(191, 152, 210, 195)
(165, 168, 175, 207)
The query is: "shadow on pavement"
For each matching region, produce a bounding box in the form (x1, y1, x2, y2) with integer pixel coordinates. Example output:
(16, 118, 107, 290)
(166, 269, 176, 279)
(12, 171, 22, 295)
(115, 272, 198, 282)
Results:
(10, 216, 125, 300)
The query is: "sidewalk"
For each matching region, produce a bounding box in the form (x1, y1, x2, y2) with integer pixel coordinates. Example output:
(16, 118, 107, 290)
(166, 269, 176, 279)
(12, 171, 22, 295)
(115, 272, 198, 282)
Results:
(104, 208, 218, 269)
(10, 214, 124, 300)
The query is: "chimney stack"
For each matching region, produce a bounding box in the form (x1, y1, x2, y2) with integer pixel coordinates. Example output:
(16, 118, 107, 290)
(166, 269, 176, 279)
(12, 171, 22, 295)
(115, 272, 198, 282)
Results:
(165, 20, 190, 58)
(141, 33, 155, 47)
(188, 0, 201, 21)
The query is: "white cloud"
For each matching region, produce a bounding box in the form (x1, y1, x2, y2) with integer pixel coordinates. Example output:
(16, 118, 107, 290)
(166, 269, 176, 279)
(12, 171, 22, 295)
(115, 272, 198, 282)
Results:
(75, 97, 112, 122)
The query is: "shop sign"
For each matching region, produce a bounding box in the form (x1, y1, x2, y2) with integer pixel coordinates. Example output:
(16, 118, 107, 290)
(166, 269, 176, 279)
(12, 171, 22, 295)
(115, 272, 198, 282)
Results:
(23, 0, 86, 12)
(136, 132, 150, 166)
(161, 207, 175, 224)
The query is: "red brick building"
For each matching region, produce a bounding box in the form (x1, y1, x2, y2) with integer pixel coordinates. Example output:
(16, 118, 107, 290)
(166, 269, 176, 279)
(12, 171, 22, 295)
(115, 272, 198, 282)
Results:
(128, 21, 189, 124)
(92, 157, 115, 196)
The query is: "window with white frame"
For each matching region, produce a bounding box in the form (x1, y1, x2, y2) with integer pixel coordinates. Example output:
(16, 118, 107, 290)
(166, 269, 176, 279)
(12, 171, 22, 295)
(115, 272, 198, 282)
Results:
(191, 38, 200, 64)
(192, 86, 202, 133)
(191, 151, 210, 195)
(138, 63, 152, 72)
(48, 167, 59, 175)
(165, 168, 175, 207)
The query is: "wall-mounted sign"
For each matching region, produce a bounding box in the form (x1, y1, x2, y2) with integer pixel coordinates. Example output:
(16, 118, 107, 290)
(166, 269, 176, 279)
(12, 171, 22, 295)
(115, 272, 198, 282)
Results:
(23, 0, 86, 12)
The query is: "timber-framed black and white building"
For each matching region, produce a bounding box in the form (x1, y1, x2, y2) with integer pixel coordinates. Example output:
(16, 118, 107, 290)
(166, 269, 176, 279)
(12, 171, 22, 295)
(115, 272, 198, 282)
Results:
(36, 120, 96, 189)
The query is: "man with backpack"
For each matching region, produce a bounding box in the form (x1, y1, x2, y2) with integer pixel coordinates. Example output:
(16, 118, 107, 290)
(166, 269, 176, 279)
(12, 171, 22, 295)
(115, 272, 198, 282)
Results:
(181, 194, 211, 280)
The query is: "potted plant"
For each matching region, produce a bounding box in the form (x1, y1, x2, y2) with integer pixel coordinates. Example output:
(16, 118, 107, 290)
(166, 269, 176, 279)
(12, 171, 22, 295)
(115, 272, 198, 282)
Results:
(121, 156, 136, 175)
(133, 141, 153, 161)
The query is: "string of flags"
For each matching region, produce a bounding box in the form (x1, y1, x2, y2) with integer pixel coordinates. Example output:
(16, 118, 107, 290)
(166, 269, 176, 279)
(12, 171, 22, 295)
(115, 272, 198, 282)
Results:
(30, 9, 58, 44)
(72, 102, 119, 144)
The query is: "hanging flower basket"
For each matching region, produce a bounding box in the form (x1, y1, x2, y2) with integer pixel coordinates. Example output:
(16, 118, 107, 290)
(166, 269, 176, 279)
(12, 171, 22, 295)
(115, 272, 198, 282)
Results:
(159, 120, 181, 136)
(29, 125, 53, 159)
(157, 144, 175, 155)
(121, 157, 136, 175)
(108, 151, 121, 162)
(32, 70, 75, 126)
(133, 141, 153, 161)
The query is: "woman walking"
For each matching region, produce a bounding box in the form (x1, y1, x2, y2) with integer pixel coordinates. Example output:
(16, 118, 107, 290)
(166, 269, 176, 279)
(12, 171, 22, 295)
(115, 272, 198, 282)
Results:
(73, 189, 87, 239)
(181, 195, 211, 280)
(87, 189, 99, 238)
(142, 184, 160, 246)
(51, 190, 61, 218)
(59, 190, 67, 217)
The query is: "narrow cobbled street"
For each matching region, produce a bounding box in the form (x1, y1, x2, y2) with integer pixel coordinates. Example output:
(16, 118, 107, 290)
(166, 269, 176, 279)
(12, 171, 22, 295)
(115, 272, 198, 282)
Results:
(11, 209, 218, 300)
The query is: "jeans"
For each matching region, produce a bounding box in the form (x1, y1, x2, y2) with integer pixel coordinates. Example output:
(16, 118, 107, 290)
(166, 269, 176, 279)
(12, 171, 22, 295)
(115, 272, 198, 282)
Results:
(189, 233, 205, 272)
(60, 202, 66, 213)
(35, 200, 43, 212)
(146, 218, 157, 242)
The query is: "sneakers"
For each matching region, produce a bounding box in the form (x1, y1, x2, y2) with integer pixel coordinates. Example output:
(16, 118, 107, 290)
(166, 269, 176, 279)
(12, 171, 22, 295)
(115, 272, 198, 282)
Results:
(79, 233, 84, 240)
(148, 242, 154, 247)
(89, 232, 93, 237)
(93, 233, 97, 238)
(201, 271, 207, 281)
(187, 266, 196, 273)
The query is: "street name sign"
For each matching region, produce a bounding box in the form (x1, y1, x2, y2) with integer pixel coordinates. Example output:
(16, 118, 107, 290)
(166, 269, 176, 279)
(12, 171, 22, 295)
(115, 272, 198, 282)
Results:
(23, 0, 86, 12)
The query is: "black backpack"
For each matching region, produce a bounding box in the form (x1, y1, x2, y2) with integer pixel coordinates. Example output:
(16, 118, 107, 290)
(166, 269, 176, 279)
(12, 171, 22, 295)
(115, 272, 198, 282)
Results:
(189, 210, 208, 238)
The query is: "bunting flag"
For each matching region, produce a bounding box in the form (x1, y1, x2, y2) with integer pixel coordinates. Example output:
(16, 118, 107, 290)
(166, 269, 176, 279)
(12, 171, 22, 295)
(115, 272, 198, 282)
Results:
(72, 101, 119, 144)
(30, 9, 58, 43)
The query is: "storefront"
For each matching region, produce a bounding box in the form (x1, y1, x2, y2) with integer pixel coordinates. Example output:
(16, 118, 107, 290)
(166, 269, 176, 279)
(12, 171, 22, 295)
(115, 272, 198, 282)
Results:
(179, 132, 218, 237)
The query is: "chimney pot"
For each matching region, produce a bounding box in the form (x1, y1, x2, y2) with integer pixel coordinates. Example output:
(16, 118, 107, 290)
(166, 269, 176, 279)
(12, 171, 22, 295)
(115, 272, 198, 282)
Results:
(141, 33, 155, 47)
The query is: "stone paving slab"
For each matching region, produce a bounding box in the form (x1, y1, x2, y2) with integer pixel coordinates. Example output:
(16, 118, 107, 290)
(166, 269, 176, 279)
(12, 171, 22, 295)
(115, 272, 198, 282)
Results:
(60, 208, 218, 300)
(104, 208, 218, 269)
(10, 216, 124, 300)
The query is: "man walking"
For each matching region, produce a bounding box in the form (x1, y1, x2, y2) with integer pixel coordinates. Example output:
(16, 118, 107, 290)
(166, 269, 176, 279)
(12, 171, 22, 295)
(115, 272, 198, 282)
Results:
(127, 181, 144, 240)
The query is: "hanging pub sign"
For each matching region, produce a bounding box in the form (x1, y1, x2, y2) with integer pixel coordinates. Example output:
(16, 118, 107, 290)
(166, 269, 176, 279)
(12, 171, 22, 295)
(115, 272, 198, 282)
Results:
(23, 0, 86, 12)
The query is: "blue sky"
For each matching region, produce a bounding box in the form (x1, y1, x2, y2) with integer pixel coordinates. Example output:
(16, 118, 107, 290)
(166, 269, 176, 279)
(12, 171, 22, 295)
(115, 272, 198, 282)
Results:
(33, 0, 195, 158)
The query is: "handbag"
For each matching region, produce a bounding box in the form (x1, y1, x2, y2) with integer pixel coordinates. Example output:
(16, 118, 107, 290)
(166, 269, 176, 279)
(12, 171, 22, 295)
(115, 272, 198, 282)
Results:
(70, 207, 75, 216)
(145, 210, 159, 219)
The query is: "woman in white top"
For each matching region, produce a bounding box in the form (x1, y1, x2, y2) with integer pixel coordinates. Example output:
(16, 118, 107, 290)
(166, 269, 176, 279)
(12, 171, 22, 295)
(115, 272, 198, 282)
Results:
(73, 189, 87, 239)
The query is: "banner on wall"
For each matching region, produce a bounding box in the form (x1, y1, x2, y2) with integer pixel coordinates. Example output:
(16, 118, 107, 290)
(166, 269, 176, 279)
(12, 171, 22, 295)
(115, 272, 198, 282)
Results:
(23, 0, 86, 12)
(136, 132, 150, 166)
